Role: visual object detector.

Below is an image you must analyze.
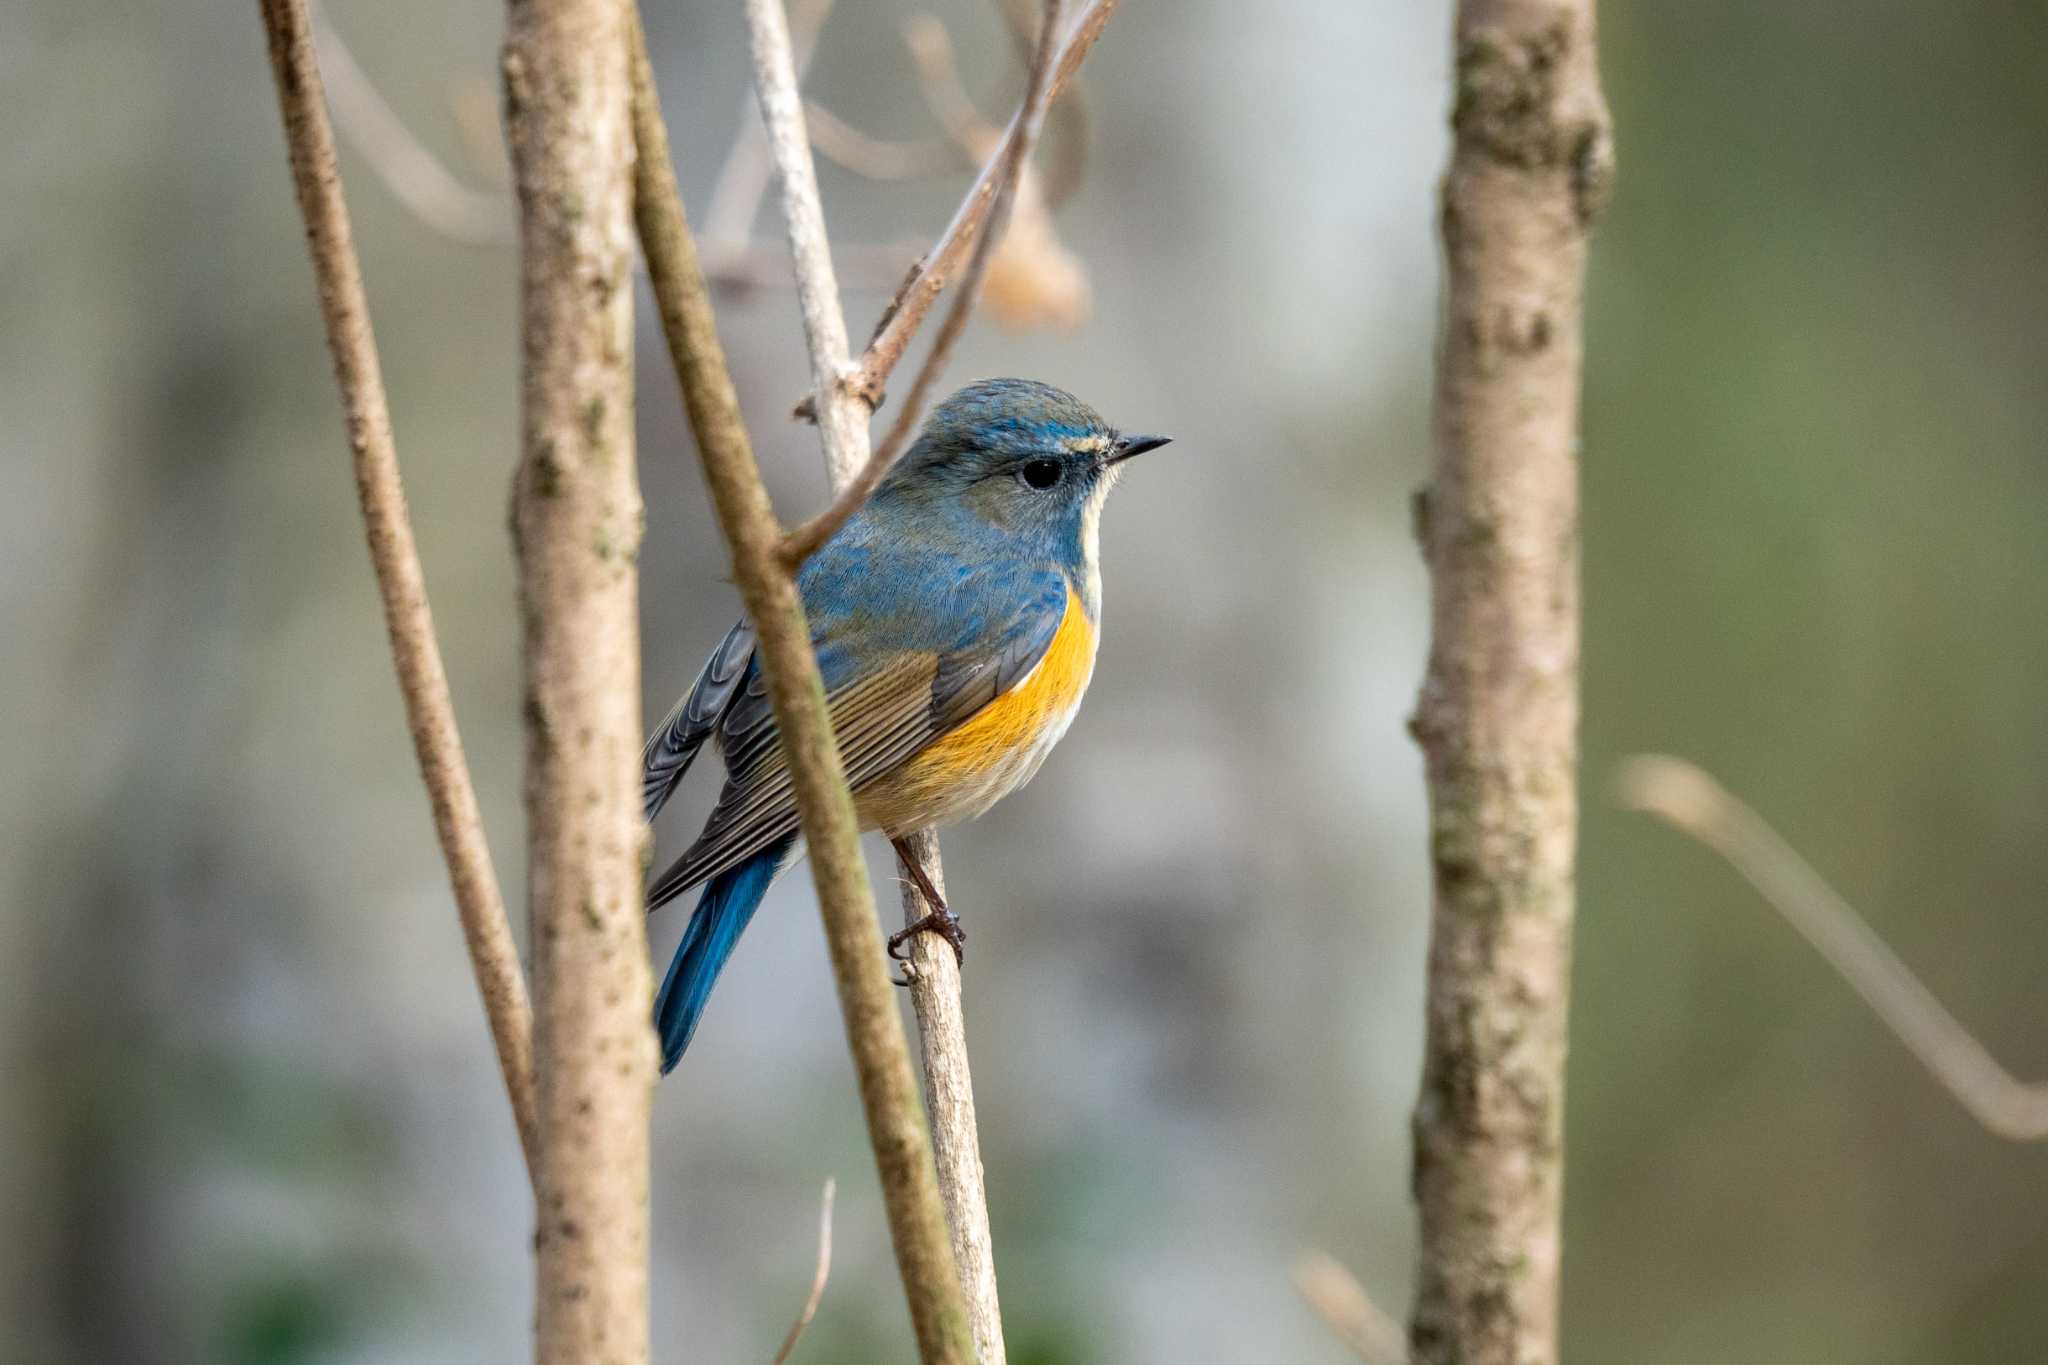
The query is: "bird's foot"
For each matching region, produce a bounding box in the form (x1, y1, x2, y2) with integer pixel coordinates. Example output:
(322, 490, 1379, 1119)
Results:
(887, 907, 966, 970)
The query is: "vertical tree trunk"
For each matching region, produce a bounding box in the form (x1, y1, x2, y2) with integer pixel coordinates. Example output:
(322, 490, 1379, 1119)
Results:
(502, 1, 655, 1360)
(1407, 4, 1611, 1365)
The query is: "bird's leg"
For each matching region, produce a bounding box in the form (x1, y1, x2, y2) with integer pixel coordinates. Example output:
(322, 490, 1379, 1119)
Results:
(885, 835, 966, 969)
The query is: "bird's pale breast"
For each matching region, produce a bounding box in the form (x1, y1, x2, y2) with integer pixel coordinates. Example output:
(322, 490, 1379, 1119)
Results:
(855, 584, 1097, 835)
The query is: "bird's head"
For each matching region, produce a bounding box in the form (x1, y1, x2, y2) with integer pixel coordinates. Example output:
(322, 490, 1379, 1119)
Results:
(876, 378, 1170, 568)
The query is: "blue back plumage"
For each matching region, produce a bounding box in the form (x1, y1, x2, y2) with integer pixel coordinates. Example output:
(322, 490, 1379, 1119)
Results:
(654, 836, 794, 1072)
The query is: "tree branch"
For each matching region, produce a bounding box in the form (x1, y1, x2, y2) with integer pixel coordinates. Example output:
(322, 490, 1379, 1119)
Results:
(1406, 4, 1612, 1364)
(737, 2, 1060, 1356)
(890, 829, 1004, 1363)
(901, 15, 993, 151)
(1618, 755, 2048, 1142)
(840, 0, 1117, 406)
(255, 0, 539, 1187)
(843, 8, 1078, 1349)
(778, 0, 1096, 569)
(771, 1178, 837, 1365)
(316, 0, 914, 290)
(804, 0, 1063, 566)
(700, 0, 834, 265)
(626, 12, 975, 1360)
(501, 0, 655, 1359)
(308, 1, 512, 245)
(1293, 1252, 1406, 1365)
(804, 101, 966, 182)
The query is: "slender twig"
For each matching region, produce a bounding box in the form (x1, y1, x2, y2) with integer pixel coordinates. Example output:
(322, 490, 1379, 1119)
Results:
(308, 1, 512, 244)
(902, 16, 992, 150)
(779, 0, 1092, 568)
(805, 102, 966, 181)
(316, 0, 916, 289)
(862, 23, 1065, 1341)
(796, 0, 1118, 420)
(701, 0, 835, 264)
(847, 0, 1064, 536)
(1292, 1252, 1406, 1365)
(891, 830, 1005, 1365)
(740, 3, 1034, 1357)
(255, 0, 539, 1187)
(1618, 755, 2048, 1142)
(993, 0, 1091, 211)
(1406, 6, 1612, 1365)
(629, 12, 976, 1360)
(743, 0, 868, 485)
(502, 0, 655, 1359)
(850, 0, 1115, 384)
(771, 1179, 838, 1365)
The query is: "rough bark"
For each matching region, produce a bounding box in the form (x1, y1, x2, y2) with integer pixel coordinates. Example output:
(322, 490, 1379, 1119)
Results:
(1407, 4, 1611, 1365)
(255, 0, 540, 1184)
(502, 1, 655, 1360)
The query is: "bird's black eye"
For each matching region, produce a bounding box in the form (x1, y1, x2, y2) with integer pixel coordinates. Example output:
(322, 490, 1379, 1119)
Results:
(1020, 458, 1063, 490)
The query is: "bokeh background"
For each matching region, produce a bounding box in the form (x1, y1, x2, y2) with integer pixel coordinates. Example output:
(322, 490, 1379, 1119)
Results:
(5, 1, 2045, 1361)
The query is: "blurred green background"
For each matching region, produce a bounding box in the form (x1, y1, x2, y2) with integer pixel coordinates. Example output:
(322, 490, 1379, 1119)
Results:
(3, 1, 2044, 1361)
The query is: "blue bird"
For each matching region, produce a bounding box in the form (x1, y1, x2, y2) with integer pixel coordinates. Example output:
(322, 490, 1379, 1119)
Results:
(642, 378, 1169, 1071)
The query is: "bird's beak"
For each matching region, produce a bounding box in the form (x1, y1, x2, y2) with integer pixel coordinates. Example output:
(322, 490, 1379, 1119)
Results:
(1108, 433, 1172, 465)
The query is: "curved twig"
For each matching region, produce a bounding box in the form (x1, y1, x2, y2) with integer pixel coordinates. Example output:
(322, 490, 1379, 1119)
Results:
(903, 15, 997, 150)
(780, 0, 1093, 567)
(793, 0, 1117, 419)
(805, 102, 968, 181)
(308, 1, 511, 244)
(1293, 1252, 1406, 1365)
(1619, 754, 2048, 1142)
(702, 0, 835, 262)
(852, 1, 1065, 524)
(770, 1179, 837, 1365)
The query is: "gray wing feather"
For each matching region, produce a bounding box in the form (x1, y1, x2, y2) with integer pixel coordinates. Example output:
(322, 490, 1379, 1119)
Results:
(642, 619, 755, 821)
(646, 600, 1066, 910)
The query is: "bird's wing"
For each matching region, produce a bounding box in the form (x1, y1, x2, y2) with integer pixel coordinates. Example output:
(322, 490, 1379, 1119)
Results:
(643, 618, 756, 822)
(646, 569, 1068, 909)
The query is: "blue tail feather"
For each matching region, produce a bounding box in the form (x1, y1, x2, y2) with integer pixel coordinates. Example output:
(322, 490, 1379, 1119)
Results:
(654, 837, 794, 1073)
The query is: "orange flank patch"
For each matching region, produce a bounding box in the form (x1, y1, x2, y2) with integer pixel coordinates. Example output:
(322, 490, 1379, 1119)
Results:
(922, 587, 1096, 778)
(859, 585, 1097, 834)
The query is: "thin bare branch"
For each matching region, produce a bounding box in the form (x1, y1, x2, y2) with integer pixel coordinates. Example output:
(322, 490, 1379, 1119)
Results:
(779, 0, 1084, 568)
(738, 3, 1009, 1358)
(1618, 754, 2048, 1142)
(701, 0, 835, 262)
(902, 15, 995, 149)
(1293, 1252, 1406, 1365)
(315, 0, 918, 290)
(805, 102, 966, 181)
(745, 0, 869, 486)
(771, 1179, 838, 1365)
(255, 0, 539, 1187)
(308, 1, 512, 244)
(845, 0, 1064, 536)
(631, 10, 976, 1359)
(833, 0, 1118, 411)
(742, 3, 1021, 1355)
(892, 830, 1005, 1363)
